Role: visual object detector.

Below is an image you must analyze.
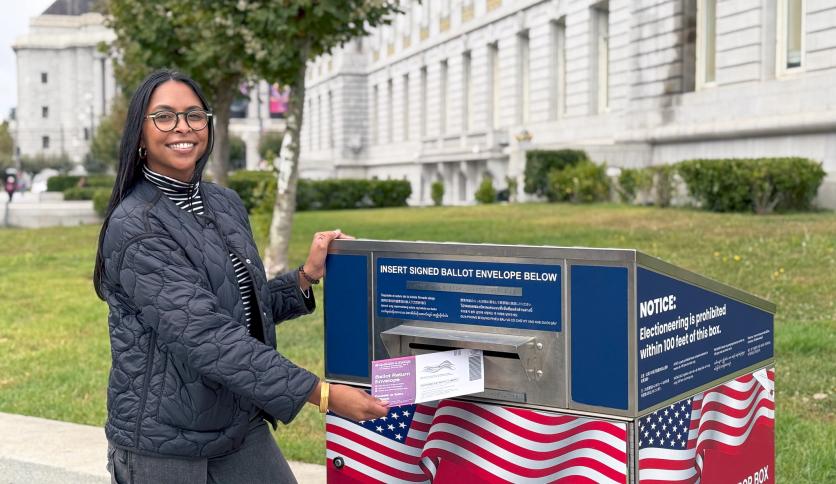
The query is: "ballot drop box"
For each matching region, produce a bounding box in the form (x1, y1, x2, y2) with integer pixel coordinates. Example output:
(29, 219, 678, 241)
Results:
(323, 241, 775, 483)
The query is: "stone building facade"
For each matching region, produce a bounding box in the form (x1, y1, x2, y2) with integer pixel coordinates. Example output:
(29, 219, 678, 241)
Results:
(300, 0, 836, 207)
(11, 0, 283, 171)
(12, 4, 117, 166)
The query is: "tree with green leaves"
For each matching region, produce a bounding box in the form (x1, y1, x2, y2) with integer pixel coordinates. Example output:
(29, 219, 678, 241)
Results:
(105, 0, 402, 274)
(86, 95, 128, 174)
(0, 121, 13, 171)
(258, 131, 284, 164)
(250, 2, 402, 276)
(104, 1, 258, 186)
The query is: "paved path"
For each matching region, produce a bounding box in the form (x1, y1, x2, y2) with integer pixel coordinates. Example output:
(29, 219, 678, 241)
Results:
(0, 413, 325, 483)
(1, 192, 100, 228)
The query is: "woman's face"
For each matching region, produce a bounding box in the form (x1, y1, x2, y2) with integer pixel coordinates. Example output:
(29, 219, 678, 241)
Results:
(141, 80, 210, 182)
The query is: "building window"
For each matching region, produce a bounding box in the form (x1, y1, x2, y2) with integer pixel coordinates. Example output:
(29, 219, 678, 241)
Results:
(307, 98, 313, 148)
(42, 136, 50, 149)
(387, 79, 394, 143)
(42, 106, 49, 118)
(372, 85, 379, 145)
(551, 18, 567, 119)
(317, 94, 323, 150)
(403, 74, 410, 141)
(420, 67, 428, 137)
(462, 51, 473, 132)
(489, 43, 500, 128)
(518, 31, 530, 124)
(420, 0, 431, 40)
(327, 91, 334, 149)
(682, 0, 697, 92)
(591, 3, 610, 113)
(697, 0, 717, 87)
(41, 72, 47, 84)
(440, 60, 448, 135)
(777, 0, 805, 74)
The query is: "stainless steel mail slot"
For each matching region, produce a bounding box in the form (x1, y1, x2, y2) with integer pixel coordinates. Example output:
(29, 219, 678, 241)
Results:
(323, 240, 775, 418)
(380, 322, 564, 407)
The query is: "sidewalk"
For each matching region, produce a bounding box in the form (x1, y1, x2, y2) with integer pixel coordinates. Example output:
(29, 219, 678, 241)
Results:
(0, 413, 325, 483)
(1, 192, 100, 228)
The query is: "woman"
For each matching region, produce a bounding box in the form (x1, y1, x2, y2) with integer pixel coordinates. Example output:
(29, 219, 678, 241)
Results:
(93, 69, 387, 483)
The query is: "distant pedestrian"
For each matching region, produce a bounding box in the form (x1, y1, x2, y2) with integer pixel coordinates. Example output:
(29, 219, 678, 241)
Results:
(4, 173, 16, 202)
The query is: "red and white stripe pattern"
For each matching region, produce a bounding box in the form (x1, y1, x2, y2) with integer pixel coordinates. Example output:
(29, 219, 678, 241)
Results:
(638, 368, 775, 483)
(420, 400, 628, 483)
(327, 399, 627, 483)
(326, 402, 438, 483)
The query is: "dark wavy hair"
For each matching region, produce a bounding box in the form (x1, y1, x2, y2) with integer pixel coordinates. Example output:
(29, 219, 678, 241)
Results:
(93, 69, 214, 300)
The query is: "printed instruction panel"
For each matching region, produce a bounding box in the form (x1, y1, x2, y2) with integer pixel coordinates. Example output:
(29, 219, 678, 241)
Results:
(637, 267, 773, 409)
(376, 257, 562, 332)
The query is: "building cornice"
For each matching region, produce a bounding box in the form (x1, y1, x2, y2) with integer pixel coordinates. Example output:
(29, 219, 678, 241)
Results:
(13, 13, 114, 51)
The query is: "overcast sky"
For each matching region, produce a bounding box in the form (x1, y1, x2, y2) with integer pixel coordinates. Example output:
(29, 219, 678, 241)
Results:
(1, 0, 57, 121)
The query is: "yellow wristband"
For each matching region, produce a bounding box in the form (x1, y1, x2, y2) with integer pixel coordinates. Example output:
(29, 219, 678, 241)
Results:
(319, 382, 330, 413)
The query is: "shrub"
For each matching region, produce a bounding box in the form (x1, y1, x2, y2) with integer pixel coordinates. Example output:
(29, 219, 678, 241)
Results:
(252, 176, 278, 213)
(752, 157, 826, 212)
(62, 187, 97, 200)
(292, 179, 314, 212)
(47, 175, 116, 192)
(93, 189, 111, 217)
(258, 131, 284, 161)
(228, 170, 274, 212)
(229, 173, 412, 213)
(649, 165, 677, 208)
(315, 179, 370, 210)
(431, 181, 444, 206)
(0, 121, 12, 171)
(86, 95, 128, 174)
(47, 175, 83, 192)
(616, 167, 653, 203)
(475, 177, 496, 204)
(229, 135, 247, 171)
(369, 179, 412, 208)
(547, 161, 610, 203)
(677, 157, 825, 213)
(505, 176, 518, 203)
(524, 149, 589, 198)
(299, 179, 411, 211)
(85, 175, 116, 189)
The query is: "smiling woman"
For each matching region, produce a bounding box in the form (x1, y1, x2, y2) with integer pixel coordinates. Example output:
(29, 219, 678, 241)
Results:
(90, 69, 387, 484)
(141, 81, 212, 181)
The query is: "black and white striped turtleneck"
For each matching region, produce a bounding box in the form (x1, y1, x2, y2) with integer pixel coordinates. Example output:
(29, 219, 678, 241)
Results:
(143, 165, 257, 333)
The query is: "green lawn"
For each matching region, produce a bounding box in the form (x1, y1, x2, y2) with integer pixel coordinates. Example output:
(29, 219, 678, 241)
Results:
(0, 203, 834, 481)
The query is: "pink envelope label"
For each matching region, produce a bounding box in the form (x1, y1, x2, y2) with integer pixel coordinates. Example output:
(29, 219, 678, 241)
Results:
(371, 356, 416, 406)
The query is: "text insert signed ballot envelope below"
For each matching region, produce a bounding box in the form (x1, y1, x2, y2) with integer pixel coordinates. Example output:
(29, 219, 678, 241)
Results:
(371, 349, 485, 406)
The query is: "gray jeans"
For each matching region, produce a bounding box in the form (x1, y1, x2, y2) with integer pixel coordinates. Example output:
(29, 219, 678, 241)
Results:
(106, 420, 298, 484)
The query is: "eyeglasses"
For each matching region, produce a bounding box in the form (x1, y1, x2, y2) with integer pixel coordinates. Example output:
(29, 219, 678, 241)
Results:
(145, 109, 213, 132)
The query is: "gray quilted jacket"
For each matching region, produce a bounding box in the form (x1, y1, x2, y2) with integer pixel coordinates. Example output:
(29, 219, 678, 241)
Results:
(100, 178, 318, 458)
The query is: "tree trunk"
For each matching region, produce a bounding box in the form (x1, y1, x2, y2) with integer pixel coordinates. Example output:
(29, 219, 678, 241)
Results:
(209, 82, 236, 186)
(263, 51, 309, 278)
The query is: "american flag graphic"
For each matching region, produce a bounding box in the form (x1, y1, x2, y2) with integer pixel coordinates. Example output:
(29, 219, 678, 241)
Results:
(638, 367, 775, 483)
(326, 399, 628, 483)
